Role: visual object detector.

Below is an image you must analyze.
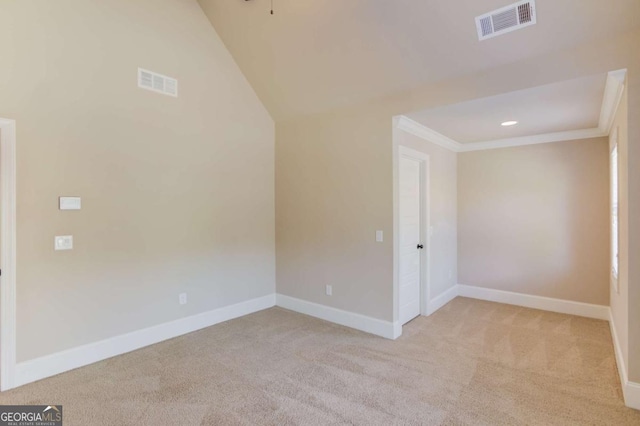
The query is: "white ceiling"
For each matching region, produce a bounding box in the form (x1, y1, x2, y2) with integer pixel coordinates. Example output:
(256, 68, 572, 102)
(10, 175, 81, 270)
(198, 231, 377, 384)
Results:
(198, 0, 640, 120)
(406, 73, 607, 144)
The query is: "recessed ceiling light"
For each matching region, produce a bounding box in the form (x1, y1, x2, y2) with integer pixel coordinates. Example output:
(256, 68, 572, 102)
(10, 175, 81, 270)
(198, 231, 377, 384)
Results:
(501, 121, 518, 127)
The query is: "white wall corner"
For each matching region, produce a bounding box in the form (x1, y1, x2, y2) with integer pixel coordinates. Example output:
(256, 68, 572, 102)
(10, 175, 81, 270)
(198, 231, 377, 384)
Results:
(457, 284, 609, 320)
(609, 309, 640, 410)
(395, 115, 463, 152)
(14, 294, 276, 389)
(598, 69, 627, 135)
(426, 285, 459, 316)
(392, 321, 403, 339)
(275, 294, 398, 340)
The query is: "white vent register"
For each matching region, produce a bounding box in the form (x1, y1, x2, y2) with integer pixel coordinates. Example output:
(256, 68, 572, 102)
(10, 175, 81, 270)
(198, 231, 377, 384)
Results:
(138, 68, 178, 97)
(476, 1, 536, 41)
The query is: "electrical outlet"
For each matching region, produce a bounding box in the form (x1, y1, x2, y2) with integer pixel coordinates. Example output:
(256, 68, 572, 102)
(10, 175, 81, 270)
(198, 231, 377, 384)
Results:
(179, 293, 187, 305)
(326, 285, 332, 296)
(376, 230, 383, 242)
(54, 235, 73, 251)
(448, 270, 453, 279)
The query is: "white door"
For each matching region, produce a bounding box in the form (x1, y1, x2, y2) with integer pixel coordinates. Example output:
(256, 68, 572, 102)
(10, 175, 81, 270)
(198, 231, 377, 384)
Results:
(399, 155, 423, 325)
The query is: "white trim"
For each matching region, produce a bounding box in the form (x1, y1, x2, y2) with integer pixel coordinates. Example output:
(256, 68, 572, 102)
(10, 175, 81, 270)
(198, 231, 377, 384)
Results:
(458, 127, 606, 152)
(626, 382, 640, 411)
(396, 115, 607, 153)
(392, 321, 402, 339)
(599, 69, 627, 135)
(426, 285, 458, 316)
(397, 69, 627, 153)
(395, 116, 462, 152)
(0, 118, 17, 391)
(14, 294, 275, 388)
(275, 294, 399, 340)
(609, 310, 640, 410)
(457, 284, 609, 320)
(392, 131, 399, 326)
(609, 311, 627, 401)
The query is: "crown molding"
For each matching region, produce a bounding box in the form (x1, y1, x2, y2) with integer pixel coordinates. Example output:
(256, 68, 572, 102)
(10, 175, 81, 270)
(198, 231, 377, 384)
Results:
(396, 69, 626, 153)
(396, 116, 605, 153)
(598, 69, 627, 134)
(458, 127, 606, 152)
(395, 115, 462, 152)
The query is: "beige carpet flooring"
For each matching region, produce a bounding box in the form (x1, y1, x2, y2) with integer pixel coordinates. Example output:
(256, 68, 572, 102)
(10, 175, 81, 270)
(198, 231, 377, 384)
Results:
(1, 297, 639, 425)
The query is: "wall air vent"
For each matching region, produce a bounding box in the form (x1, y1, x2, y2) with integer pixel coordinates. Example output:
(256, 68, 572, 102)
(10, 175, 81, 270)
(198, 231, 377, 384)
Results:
(475, 0, 536, 41)
(137, 68, 178, 97)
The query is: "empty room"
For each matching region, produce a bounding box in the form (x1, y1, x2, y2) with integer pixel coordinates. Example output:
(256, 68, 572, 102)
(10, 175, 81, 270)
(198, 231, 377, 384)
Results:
(0, 0, 639, 424)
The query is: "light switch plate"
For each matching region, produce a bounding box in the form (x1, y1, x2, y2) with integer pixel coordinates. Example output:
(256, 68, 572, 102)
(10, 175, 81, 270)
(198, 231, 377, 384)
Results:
(59, 197, 81, 210)
(376, 230, 383, 242)
(55, 235, 73, 251)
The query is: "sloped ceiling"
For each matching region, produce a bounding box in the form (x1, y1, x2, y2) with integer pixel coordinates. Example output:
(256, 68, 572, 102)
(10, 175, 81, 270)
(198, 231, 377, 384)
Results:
(198, 0, 640, 120)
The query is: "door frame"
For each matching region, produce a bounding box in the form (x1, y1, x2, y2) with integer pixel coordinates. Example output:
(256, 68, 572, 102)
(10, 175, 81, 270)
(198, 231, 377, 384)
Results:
(0, 118, 17, 391)
(393, 145, 431, 329)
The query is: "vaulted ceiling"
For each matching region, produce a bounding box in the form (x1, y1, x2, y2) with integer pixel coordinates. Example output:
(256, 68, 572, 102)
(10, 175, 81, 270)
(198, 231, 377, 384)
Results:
(198, 0, 640, 120)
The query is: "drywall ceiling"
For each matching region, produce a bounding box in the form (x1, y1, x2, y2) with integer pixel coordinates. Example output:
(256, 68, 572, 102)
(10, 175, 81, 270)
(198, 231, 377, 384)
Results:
(406, 73, 607, 144)
(197, 0, 640, 120)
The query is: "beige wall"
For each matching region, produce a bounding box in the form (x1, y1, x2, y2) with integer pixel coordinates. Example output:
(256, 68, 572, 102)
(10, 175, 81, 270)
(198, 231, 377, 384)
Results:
(610, 86, 629, 376)
(393, 126, 457, 312)
(276, 29, 639, 344)
(626, 47, 640, 383)
(458, 139, 609, 305)
(276, 113, 393, 320)
(0, 0, 275, 362)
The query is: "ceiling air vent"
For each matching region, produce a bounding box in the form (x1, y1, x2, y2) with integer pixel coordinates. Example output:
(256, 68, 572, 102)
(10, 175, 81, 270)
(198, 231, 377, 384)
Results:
(137, 68, 178, 97)
(475, 0, 536, 41)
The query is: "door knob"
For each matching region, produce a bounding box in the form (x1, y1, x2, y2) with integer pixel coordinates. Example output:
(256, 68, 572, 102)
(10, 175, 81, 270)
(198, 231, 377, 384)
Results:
(417, 244, 424, 249)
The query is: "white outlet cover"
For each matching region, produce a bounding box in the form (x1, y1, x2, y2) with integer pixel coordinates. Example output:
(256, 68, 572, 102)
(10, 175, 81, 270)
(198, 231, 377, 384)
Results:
(179, 293, 187, 305)
(376, 230, 383, 242)
(326, 285, 333, 296)
(55, 235, 73, 251)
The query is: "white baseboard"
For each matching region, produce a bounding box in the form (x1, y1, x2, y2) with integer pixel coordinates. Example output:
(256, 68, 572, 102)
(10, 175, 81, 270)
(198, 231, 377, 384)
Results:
(457, 284, 609, 320)
(609, 310, 640, 410)
(626, 382, 640, 411)
(426, 285, 459, 316)
(14, 294, 276, 388)
(276, 294, 399, 340)
(609, 311, 628, 394)
(392, 321, 402, 339)
(457, 285, 638, 409)
(13, 286, 638, 411)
